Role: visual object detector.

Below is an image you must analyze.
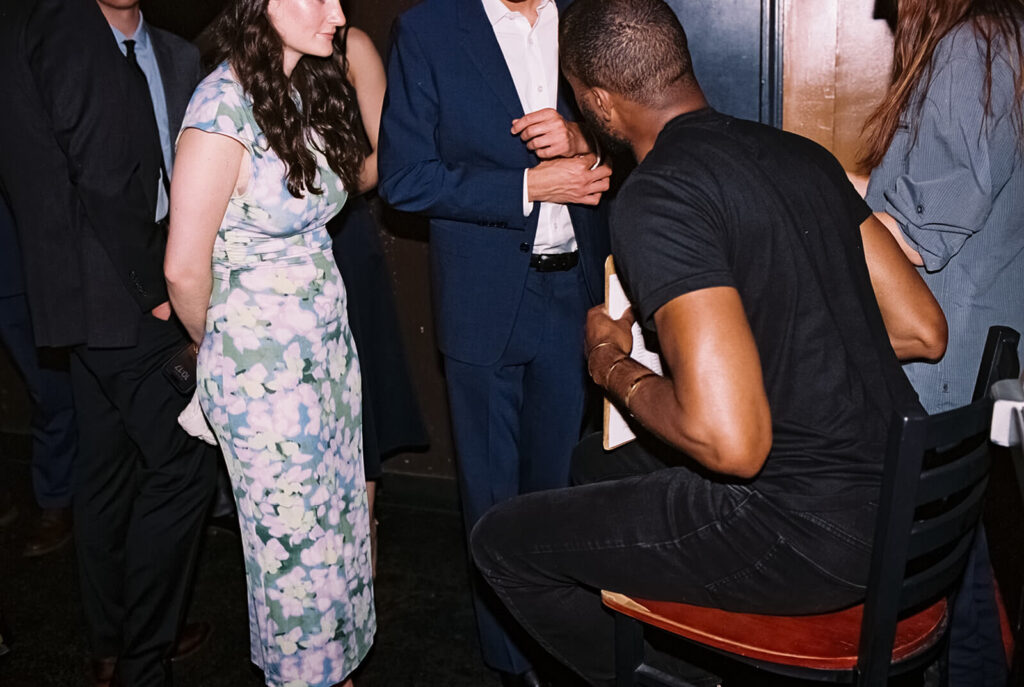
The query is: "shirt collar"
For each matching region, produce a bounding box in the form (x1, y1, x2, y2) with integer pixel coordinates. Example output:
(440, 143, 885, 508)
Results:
(480, 0, 553, 27)
(109, 13, 151, 53)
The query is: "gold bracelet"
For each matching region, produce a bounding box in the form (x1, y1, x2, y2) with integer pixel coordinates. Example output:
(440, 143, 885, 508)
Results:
(624, 372, 658, 415)
(587, 341, 625, 383)
(586, 340, 618, 361)
(600, 356, 631, 388)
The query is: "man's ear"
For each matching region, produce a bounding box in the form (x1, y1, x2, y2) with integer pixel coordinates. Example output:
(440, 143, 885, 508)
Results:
(590, 87, 614, 122)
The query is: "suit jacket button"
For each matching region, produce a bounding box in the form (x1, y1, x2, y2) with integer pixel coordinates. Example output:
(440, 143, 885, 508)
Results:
(519, 242, 530, 252)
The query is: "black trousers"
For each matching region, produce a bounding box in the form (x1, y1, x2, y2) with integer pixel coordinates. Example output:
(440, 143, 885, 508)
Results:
(471, 433, 879, 686)
(71, 315, 217, 686)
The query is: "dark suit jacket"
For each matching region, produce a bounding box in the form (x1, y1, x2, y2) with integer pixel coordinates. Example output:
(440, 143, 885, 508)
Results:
(378, 0, 610, 366)
(152, 25, 204, 169)
(0, 0, 201, 348)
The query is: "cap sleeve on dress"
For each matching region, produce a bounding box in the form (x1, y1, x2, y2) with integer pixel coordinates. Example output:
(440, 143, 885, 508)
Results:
(177, 65, 256, 155)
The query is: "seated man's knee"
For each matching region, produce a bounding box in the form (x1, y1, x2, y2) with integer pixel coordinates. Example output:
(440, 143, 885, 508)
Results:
(469, 503, 513, 580)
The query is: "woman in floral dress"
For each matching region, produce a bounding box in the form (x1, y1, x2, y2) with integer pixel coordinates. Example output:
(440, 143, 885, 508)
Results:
(164, 0, 374, 685)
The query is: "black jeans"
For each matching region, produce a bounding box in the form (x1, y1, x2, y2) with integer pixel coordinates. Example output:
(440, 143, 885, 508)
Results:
(471, 433, 878, 686)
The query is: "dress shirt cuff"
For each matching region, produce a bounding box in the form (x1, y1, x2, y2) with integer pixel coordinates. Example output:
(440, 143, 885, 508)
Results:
(522, 169, 534, 217)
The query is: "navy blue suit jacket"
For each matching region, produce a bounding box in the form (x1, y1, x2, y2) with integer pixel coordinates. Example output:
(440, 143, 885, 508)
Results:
(378, 0, 610, 366)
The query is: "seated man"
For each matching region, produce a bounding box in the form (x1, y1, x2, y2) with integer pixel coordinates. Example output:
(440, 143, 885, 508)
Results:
(469, 0, 948, 684)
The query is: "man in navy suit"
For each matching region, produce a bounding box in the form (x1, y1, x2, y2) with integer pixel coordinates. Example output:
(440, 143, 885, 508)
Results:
(379, 0, 610, 683)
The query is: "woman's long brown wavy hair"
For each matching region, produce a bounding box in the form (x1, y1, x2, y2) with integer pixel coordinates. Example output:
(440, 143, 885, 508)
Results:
(860, 0, 1024, 170)
(212, 0, 366, 198)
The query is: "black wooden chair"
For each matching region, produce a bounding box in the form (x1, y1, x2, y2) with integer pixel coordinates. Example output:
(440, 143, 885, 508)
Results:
(602, 326, 1020, 686)
(971, 327, 1023, 683)
(971, 326, 1020, 404)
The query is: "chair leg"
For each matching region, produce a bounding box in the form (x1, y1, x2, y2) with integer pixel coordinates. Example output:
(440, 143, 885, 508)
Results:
(614, 612, 645, 687)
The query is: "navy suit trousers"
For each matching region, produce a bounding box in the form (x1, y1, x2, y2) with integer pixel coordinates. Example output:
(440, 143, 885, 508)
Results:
(445, 264, 590, 674)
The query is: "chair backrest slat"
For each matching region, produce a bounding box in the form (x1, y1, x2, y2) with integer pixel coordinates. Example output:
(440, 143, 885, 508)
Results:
(914, 441, 989, 506)
(922, 401, 994, 449)
(900, 527, 977, 611)
(907, 478, 988, 559)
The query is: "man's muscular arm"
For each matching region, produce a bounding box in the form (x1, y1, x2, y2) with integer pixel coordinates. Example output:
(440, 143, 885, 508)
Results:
(583, 213, 946, 479)
(585, 287, 773, 478)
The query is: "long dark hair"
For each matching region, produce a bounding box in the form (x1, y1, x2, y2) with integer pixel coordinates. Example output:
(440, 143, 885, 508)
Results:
(212, 0, 366, 198)
(861, 0, 1024, 170)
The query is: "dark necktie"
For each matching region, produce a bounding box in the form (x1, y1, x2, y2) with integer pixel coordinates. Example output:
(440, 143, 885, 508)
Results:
(123, 39, 170, 198)
(124, 38, 140, 68)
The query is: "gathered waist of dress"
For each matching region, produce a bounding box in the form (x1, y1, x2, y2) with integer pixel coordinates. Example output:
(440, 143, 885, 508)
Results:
(212, 226, 333, 272)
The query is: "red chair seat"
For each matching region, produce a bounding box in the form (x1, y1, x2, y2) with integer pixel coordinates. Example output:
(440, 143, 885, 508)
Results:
(601, 591, 948, 671)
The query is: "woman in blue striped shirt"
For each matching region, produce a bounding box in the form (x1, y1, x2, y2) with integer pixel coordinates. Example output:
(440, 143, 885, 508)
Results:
(861, 0, 1024, 413)
(856, 2, 1024, 684)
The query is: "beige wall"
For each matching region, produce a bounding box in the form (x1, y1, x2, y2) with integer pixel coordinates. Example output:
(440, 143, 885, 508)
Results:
(783, 0, 895, 171)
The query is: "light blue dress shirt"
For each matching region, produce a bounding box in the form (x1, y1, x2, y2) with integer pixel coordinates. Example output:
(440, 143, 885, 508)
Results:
(110, 16, 171, 220)
(866, 23, 1024, 413)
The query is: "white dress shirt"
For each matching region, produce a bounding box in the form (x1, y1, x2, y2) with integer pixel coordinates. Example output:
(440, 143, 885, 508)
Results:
(482, 0, 577, 255)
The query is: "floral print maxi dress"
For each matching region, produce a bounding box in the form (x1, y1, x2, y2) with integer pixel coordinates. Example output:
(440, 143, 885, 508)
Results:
(180, 62, 375, 687)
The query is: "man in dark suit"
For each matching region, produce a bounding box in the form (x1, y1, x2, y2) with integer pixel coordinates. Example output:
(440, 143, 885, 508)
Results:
(0, 193, 76, 557)
(378, 0, 611, 683)
(0, 0, 216, 684)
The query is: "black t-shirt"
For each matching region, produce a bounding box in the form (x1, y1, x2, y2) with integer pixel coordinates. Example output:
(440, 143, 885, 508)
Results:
(613, 109, 921, 505)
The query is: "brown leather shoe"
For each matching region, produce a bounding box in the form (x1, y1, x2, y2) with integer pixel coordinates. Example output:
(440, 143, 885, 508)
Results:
(22, 507, 72, 557)
(171, 621, 211, 661)
(88, 623, 210, 685)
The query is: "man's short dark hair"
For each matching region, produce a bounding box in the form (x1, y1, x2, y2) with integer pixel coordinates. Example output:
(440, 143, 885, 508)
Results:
(560, 0, 695, 106)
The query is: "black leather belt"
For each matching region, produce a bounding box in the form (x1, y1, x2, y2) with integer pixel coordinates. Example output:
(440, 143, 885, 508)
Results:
(529, 251, 579, 272)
